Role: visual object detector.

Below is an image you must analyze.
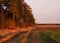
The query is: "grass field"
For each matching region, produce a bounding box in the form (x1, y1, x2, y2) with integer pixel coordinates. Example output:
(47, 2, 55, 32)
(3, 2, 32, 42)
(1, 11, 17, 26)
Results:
(27, 24, 60, 43)
(39, 30, 60, 43)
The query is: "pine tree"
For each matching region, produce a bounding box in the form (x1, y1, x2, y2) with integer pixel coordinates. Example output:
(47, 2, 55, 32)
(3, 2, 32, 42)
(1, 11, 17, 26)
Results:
(0, 0, 35, 28)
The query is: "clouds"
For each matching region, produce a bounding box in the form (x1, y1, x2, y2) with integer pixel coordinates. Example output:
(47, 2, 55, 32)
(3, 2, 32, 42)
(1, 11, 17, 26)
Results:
(25, 0, 60, 24)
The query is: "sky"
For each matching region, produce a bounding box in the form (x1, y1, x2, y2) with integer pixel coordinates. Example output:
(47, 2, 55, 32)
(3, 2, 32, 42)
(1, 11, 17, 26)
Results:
(25, 0, 60, 24)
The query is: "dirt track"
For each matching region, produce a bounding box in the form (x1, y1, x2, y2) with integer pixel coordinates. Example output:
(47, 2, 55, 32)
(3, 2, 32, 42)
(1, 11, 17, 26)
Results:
(0, 24, 60, 43)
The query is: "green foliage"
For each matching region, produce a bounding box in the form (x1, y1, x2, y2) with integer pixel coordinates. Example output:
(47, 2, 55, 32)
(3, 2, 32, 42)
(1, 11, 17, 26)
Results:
(39, 30, 60, 43)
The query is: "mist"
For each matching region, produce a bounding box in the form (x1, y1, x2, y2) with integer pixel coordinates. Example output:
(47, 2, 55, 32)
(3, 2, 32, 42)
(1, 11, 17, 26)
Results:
(25, 0, 60, 24)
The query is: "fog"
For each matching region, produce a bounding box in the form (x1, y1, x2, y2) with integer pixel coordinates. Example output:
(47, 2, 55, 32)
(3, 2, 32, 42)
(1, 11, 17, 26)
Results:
(25, 0, 60, 24)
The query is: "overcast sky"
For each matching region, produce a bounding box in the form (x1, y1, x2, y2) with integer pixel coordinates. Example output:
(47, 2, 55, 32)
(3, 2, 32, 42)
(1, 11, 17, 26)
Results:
(25, 0, 60, 24)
